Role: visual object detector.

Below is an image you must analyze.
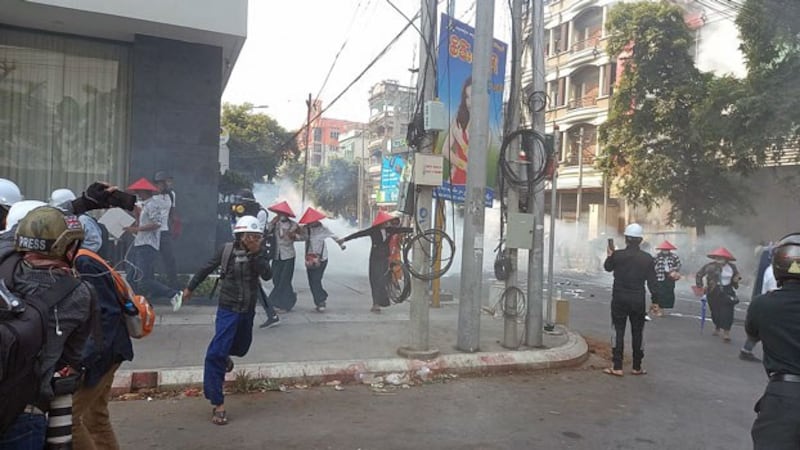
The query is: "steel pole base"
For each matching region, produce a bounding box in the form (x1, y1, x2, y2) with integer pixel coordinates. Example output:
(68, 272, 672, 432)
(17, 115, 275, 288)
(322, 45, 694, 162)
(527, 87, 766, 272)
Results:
(397, 346, 441, 361)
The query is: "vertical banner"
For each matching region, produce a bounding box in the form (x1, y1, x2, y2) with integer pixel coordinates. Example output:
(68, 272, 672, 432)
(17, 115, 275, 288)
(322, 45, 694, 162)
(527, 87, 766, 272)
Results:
(377, 155, 405, 204)
(433, 13, 507, 207)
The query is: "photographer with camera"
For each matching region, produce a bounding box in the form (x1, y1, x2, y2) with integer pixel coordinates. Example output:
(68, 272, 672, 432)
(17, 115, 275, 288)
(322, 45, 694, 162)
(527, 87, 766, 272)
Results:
(0, 206, 95, 449)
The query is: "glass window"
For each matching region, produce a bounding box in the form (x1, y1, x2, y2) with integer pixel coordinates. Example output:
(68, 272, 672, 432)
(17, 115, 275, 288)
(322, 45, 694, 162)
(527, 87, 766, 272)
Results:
(313, 127, 322, 141)
(0, 27, 131, 201)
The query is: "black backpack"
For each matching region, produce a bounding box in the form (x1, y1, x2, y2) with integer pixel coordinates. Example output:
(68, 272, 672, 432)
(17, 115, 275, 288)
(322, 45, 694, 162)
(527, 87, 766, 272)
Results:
(0, 251, 81, 435)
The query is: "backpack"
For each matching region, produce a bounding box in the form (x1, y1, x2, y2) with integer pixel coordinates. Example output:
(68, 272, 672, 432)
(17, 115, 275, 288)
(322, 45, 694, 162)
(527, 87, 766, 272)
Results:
(0, 252, 81, 435)
(76, 249, 155, 339)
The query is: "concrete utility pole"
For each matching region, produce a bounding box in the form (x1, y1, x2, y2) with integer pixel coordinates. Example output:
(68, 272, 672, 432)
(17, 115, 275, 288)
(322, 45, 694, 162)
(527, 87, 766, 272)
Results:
(457, 0, 494, 352)
(525, 0, 546, 348)
(398, 0, 439, 360)
(546, 127, 560, 328)
(502, 0, 524, 350)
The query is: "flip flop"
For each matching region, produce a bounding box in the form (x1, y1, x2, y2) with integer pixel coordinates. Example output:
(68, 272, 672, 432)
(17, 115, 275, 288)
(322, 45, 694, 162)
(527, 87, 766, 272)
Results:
(212, 408, 228, 426)
(603, 368, 624, 377)
(631, 369, 648, 376)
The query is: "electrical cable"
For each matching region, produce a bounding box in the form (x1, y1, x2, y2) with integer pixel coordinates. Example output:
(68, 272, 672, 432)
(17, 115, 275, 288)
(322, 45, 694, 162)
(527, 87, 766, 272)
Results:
(314, 0, 369, 102)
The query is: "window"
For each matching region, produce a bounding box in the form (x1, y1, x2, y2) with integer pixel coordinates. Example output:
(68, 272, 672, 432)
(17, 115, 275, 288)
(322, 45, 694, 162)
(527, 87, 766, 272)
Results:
(330, 130, 340, 140)
(0, 27, 131, 201)
(313, 127, 322, 141)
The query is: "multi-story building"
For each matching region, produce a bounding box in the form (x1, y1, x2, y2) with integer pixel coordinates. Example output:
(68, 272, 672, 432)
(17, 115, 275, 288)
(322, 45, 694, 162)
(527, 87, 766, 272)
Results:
(525, 0, 720, 240)
(0, 0, 247, 271)
(365, 80, 415, 211)
(296, 100, 363, 168)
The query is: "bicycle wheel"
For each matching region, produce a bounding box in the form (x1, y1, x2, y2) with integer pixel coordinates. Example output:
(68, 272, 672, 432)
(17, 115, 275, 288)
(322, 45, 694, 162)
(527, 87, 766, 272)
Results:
(386, 261, 411, 304)
(402, 229, 456, 281)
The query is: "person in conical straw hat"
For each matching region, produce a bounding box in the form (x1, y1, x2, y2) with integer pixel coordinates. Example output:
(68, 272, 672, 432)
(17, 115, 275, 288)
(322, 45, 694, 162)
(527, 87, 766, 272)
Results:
(297, 207, 344, 312)
(338, 210, 412, 313)
(696, 247, 742, 342)
(265, 200, 300, 312)
(651, 240, 682, 318)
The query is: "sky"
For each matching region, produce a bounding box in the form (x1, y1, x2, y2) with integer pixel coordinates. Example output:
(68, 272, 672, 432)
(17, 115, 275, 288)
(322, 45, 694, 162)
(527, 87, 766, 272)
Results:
(221, 0, 746, 132)
(221, 0, 513, 131)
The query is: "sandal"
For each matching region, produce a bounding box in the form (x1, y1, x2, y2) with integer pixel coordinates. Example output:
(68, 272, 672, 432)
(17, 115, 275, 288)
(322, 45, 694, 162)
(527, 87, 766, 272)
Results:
(603, 368, 624, 377)
(631, 369, 648, 376)
(211, 407, 228, 426)
(226, 357, 234, 373)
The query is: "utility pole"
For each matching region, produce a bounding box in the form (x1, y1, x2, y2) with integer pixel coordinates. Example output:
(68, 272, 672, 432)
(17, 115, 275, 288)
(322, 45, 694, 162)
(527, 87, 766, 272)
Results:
(398, 0, 439, 360)
(502, 0, 524, 350)
(546, 127, 560, 328)
(525, 0, 546, 348)
(302, 93, 313, 210)
(457, 0, 494, 352)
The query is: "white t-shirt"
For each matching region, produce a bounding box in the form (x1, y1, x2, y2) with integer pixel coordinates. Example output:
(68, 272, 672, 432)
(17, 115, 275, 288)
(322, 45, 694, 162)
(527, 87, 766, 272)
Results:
(762, 266, 778, 294)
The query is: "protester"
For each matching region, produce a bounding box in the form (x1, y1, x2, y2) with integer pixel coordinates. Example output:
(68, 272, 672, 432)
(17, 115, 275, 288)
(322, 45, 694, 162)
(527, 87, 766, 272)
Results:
(153, 171, 179, 289)
(297, 207, 344, 312)
(602, 223, 658, 376)
(741, 247, 779, 362)
(2, 200, 47, 234)
(231, 189, 279, 328)
(71, 233, 133, 449)
(50, 188, 106, 257)
(0, 206, 94, 448)
(651, 240, 681, 317)
(745, 233, 800, 448)
(0, 178, 22, 229)
(123, 178, 183, 310)
(266, 201, 300, 312)
(339, 211, 412, 313)
(182, 215, 272, 426)
(696, 247, 741, 342)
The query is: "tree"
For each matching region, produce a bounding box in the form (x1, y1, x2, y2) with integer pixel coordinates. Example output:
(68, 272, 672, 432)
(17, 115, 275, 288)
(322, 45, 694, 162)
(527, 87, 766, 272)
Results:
(598, 2, 752, 236)
(221, 103, 299, 182)
(308, 159, 358, 218)
(734, 0, 800, 157)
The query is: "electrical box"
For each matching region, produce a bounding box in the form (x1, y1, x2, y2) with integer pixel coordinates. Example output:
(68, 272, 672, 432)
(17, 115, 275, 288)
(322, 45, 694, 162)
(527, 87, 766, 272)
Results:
(506, 212, 535, 249)
(423, 100, 447, 131)
(412, 154, 444, 186)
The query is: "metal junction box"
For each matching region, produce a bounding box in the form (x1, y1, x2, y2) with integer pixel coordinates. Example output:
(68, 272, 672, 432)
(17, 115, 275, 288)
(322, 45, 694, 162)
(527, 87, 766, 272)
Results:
(506, 212, 535, 249)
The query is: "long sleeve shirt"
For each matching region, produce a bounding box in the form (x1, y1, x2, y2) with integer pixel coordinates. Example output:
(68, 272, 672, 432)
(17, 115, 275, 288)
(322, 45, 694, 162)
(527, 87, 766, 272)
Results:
(604, 244, 658, 302)
(303, 224, 340, 262)
(268, 218, 300, 261)
(746, 281, 800, 376)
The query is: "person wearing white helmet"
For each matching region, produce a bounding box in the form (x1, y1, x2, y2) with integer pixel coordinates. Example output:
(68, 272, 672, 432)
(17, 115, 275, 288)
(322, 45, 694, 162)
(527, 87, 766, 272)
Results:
(182, 215, 272, 426)
(50, 188, 104, 254)
(0, 178, 23, 229)
(1, 200, 47, 234)
(603, 223, 658, 377)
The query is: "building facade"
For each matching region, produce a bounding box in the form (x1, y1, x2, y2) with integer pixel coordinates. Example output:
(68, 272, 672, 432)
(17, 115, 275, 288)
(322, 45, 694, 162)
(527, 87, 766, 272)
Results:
(296, 100, 363, 168)
(0, 0, 247, 271)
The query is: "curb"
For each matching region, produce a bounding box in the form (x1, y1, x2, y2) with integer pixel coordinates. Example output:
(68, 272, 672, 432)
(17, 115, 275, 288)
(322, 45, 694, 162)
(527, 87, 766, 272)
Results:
(112, 331, 588, 394)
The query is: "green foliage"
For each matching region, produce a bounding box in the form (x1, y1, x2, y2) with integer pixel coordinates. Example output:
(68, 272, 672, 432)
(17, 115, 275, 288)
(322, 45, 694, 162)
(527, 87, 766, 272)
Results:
(734, 0, 800, 155)
(221, 103, 299, 182)
(599, 2, 752, 236)
(308, 159, 358, 217)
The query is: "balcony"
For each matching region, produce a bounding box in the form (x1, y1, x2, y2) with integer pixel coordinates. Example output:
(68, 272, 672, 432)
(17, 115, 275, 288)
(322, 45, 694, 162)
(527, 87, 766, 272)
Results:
(571, 36, 600, 53)
(567, 95, 598, 110)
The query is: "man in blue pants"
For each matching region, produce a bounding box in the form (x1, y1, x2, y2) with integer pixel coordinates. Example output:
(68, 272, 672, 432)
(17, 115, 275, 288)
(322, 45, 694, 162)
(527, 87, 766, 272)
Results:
(182, 216, 272, 425)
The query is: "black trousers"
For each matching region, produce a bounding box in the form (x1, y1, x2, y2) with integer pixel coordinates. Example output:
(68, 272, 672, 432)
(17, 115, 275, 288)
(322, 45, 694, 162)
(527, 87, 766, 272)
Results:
(610, 298, 646, 371)
(752, 381, 800, 449)
(158, 231, 178, 288)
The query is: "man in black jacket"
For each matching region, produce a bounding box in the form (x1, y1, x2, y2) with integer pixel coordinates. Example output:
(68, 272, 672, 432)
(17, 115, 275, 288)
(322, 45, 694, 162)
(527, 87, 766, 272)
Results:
(746, 233, 800, 449)
(603, 223, 658, 377)
(182, 216, 272, 425)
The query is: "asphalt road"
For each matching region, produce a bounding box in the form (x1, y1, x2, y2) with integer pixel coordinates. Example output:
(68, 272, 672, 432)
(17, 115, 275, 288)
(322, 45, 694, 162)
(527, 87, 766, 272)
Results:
(110, 271, 765, 449)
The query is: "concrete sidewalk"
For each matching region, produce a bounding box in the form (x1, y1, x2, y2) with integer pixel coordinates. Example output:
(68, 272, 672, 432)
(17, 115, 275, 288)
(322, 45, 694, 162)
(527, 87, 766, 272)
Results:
(114, 273, 588, 393)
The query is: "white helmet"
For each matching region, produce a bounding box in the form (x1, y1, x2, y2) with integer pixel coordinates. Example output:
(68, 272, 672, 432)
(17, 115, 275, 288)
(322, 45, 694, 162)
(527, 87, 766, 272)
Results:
(49, 188, 77, 207)
(0, 178, 22, 207)
(3, 200, 47, 232)
(233, 215, 261, 234)
(624, 223, 644, 238)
